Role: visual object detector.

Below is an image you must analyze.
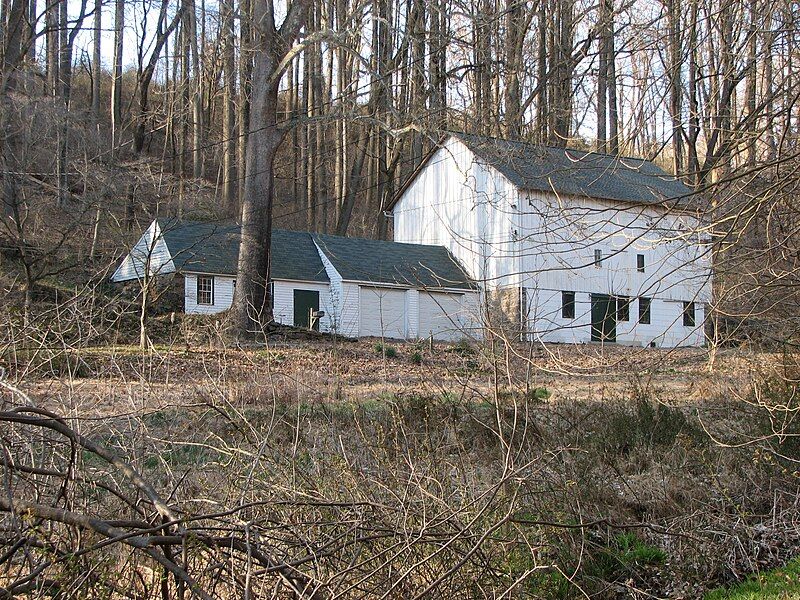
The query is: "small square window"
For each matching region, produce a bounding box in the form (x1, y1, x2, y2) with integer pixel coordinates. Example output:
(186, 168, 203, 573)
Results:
(637, 254, 645, 273)
(638, 297, 651, 325)
(561, 291, 575, 319)
(197, 276, 214, 305)
(594, 249, 603, 267)
(617, 296, 630, 321)
(683, 301, 696, 327)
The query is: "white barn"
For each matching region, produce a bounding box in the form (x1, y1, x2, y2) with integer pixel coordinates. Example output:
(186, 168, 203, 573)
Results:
(112, 219, 481, 341)
(389, 132, 712, 347)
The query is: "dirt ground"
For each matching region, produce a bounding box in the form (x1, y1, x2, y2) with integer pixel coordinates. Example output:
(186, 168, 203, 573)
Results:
(5, 337, 770, 418)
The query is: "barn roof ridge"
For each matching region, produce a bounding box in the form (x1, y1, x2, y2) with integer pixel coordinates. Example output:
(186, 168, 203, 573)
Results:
(388, 131, 697, 211)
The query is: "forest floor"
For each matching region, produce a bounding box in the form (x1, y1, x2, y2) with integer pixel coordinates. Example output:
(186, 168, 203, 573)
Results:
(2, 337, 798, 598)
(7, 337, 763, 416)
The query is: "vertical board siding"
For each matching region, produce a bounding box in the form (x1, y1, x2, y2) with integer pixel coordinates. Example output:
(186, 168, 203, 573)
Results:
(406, 289, 419, 338)
(393, 137, 520, 289)
(359, 286, 408, 339)
(418, 292, 464, 341)
(393, 138, 711, 348)
(524, 289, 705, 347)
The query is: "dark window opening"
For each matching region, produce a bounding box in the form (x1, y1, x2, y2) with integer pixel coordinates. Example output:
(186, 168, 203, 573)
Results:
(197, 276, 214, 305)
(561, 291, 575, 319)
(683, 301, 696, 327)
(637, 254, 645, 272)
(594, 249, 603, 267)
(638, 297, 651, 324)
(616, 296, 630, 321)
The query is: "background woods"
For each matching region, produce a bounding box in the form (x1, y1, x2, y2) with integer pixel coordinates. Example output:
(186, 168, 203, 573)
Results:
(1, 0, 797, 235)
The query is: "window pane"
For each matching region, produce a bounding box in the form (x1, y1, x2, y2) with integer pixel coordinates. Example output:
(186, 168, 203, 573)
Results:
(638, 297, 651, 324)
(594, 249, 602, 267)
(561, 291, 575, 319)
(637, 254, 645, 272)
(197, 276, 214, 305)
(617, 296, 630, 321)
(683, 301, 695, 327)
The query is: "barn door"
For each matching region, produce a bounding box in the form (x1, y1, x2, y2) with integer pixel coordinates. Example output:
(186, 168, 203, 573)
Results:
(293, 290, 320, 330)
(590, 294, 616, 342)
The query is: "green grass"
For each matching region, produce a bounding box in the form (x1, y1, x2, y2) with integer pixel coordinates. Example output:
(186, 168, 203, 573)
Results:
(373, 342, 397, 358)
(705, 557, 800, 599)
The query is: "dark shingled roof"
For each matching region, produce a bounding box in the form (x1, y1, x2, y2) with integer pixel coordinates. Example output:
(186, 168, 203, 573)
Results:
(157, 219, 329, 282)
(155, 220, 475, 290)
(448, 132, 694, 206)
(312, 233, 476, 290)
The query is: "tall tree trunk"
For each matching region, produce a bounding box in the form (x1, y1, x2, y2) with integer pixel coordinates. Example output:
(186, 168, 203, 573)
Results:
(111, 0, 124, 155)
(429, 0, 447, 129)
(744, 0, 758, 167)
(503, 0, 523, 137)
(237, 0, 251, 206)
(597, 2, 607, 153)
(606, 0, 618, 154)
(221, 0, 237, 215)
(686, 0, 699, 184)
(46, 0, 58, 96)
(535, 0, 547, 141)
(232, 0, 311, 337)
(1, 0, 26, 218)
(56, 0, 69, 206)
(91, 0, 101, 122)
(133, 0, 182, 154)
(666, 0, 683, 173)
(185, 0, 204, 177)
(25, 0, 36, 64)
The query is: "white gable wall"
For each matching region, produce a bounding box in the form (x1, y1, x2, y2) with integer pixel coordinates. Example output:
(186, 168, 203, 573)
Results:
(392, 137, 712, 347)
(314, 241, 360, 337)
(112, 220, 175, 282)
(393, 136, 520, 289)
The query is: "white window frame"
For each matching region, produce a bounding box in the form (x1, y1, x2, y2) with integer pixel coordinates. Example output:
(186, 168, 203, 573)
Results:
(197, 275, 214, 306)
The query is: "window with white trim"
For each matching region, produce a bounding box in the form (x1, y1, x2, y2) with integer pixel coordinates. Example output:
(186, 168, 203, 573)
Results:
(197, 276, 214, 305)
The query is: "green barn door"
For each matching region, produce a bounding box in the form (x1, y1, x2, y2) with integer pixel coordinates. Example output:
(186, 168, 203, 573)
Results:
(590, 294, 616, 342)
(293, 290, 320, 330)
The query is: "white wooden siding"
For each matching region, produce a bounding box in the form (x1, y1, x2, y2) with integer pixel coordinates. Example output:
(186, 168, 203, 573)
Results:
(272, 280, 333, 332)
(314, 241, 359, 336)
(184, 274, 235, 315)
(112, 220, 175, 282)
(359, 286, 407, 339)
(392, 136, 520, 289)
(418, 291, 465, 341)
(392, 135, 711, 347)
(406, 289, 420, 338)
(516, 189, 712, 305)
(523, 289, 705, 346)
